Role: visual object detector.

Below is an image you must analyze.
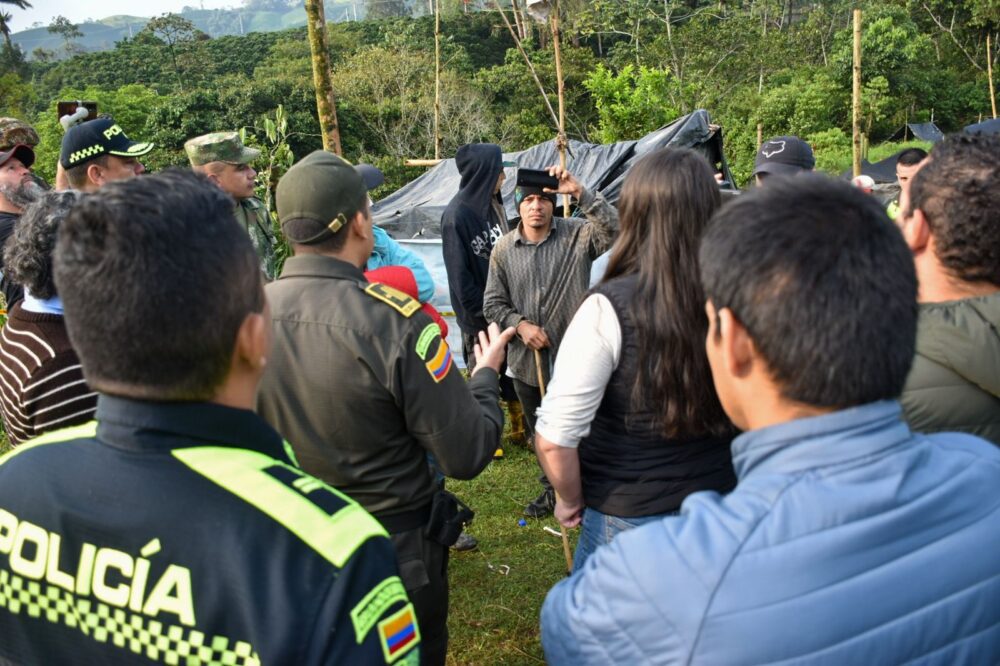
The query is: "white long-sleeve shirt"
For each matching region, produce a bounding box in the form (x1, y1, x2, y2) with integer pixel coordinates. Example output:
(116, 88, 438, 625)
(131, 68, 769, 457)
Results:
(534, 293, 622, 448)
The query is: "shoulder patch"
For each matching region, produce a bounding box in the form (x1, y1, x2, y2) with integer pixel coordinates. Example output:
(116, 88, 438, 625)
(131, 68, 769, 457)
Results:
(351, 576, 409, 643)
(364, 283, 421, 317)
(423, 337, 453, 383)
(172, 447, 386, 568)
(415, 323, 441, 360)
(378, 603, 420, 663)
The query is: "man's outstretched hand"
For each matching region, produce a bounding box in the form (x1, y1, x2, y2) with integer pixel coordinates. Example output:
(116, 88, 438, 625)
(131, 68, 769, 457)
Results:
(472, 322, 517, 375)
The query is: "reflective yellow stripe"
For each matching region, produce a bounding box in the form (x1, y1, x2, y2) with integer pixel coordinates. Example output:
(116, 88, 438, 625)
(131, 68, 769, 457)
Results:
(0, 421, 98, 467)
(171, 447, 385, 568)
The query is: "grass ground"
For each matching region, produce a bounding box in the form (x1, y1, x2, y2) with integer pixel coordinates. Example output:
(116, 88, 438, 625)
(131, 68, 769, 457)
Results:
(446, 435, 568, 665)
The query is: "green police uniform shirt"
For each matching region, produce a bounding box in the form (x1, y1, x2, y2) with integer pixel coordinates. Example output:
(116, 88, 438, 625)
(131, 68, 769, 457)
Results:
(0, 396, 420, 665)
(234, 197, 277, 280)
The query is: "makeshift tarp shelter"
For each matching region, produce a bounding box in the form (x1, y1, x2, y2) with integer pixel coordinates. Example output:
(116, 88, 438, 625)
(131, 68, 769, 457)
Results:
(373, 109, 733, 238)
(965, 118, 1000, 135)
(376, 110, 733, 366)
(841, 152, 903, 184)
(889, 122, 943, 143)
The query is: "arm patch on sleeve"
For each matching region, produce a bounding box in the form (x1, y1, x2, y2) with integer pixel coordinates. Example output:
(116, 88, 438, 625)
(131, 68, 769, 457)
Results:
(424, 338, 453, 383)
(364, 283, 421, 317)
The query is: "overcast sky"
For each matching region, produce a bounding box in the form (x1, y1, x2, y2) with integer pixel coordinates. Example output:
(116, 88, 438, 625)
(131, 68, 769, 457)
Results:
(14, 1, 240, 32)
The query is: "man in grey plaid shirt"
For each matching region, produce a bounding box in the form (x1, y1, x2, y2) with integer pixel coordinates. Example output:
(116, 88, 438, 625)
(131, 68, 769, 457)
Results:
(484, 166, 618, 517)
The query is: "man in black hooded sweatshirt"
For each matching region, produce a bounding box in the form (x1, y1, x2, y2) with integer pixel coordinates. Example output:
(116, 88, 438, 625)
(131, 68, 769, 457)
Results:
(442, 143, 525, 450)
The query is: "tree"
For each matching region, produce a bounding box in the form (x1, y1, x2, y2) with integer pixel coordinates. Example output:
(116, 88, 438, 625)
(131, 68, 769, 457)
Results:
(0, 0, 31, 52)
(141, 13, 208, 90)
(48, 15, 84, 55)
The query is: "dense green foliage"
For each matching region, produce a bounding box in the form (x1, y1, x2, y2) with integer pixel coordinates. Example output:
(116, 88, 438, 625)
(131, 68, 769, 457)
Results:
(0, 1, 997, 189)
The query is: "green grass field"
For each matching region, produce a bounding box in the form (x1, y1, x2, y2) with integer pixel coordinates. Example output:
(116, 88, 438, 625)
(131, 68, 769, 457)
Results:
(445, 436, 567, 665)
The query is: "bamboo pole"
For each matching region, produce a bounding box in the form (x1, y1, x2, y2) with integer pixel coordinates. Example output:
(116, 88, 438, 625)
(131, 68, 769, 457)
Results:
(404, 158, 444, 167)
(550, 0, 570, 217)
(434, 0, 442, 159)
(305, 0, 343, 155)
(989, 33, 997, 119)
(493, 2, 559, 128)
(535, 348, 573, 576)
(852, 8, 862, 178)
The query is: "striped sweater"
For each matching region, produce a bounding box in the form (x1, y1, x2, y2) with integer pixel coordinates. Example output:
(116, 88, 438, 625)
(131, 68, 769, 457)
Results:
(0, 302, 97, 446)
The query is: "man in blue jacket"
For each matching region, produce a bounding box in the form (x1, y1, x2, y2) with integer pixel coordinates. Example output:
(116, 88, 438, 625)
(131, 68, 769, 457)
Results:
(541, 174, 1000, 665)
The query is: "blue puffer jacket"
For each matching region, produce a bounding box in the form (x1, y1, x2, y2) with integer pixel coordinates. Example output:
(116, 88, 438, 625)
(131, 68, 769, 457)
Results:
(541, 401, 1000, 665)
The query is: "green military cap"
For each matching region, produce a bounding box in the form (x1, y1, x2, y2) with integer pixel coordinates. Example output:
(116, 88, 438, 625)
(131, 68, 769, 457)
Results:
(276, 151, 367, 245)
(184, 131, 261, 167)
(0, 118, 39, 150)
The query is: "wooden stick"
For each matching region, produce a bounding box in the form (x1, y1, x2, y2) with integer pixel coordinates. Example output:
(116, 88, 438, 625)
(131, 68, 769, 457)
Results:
(852, 8, 862, 178)
(493, 2, 560, 129)
(535, 347, 574, 575)
(404, 158, 444, 167)
(434, 0, 442, 160)
(989, 33, 997, 119)
(549, 1, 571, 218)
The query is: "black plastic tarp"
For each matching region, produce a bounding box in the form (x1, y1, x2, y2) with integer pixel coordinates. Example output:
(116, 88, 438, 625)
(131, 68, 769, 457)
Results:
(907, 122, 943, 142)
(840, 152, 902, 184)
(373, 110, 732, 238)
(965, 118, 1000, 135)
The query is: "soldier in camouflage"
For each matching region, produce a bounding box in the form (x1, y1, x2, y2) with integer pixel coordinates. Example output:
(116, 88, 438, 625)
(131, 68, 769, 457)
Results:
(185, 132, 277, 279)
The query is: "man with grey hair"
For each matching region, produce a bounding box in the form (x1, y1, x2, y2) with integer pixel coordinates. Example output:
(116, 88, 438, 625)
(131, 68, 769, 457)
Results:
(0, 130, 44, 307)
(0, 190, 97, 445)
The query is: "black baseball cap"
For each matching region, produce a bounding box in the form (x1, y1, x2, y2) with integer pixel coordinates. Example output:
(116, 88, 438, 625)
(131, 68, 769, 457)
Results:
(59, 118, 154, 169)
(0, 144, 34, 169)
(752, 136, 815, 178)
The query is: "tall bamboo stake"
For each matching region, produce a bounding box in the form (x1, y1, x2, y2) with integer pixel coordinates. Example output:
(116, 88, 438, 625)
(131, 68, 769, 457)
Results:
(434, 0, 442, 159)
(305, 0, 343, 155)
(494, 3, 559, 128)
(535, 348, 573, 575)
(549, 0, 570, 217)
(989, 33, 997, 119)
(852, 8, 862, 178)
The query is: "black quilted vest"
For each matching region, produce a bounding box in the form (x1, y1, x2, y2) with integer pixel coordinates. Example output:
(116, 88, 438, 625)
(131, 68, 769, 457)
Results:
(578, 274, 737, 516)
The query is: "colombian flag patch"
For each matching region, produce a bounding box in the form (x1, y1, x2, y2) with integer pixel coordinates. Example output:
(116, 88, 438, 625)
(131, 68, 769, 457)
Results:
(424, 338, 453, 383)
(377, 603, 420, 663)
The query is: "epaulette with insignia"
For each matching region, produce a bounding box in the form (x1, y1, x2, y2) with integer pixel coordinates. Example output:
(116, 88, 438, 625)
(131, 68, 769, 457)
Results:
(364, 283, 421, 317)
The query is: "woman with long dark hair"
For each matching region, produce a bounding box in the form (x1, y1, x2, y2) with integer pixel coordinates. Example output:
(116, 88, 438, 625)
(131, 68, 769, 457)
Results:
(535, 148, 736, 572)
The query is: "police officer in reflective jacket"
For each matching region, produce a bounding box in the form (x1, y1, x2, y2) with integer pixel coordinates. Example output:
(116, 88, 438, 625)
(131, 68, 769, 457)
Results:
(0, 169, 419, 665)
(257, 151, 515, 666)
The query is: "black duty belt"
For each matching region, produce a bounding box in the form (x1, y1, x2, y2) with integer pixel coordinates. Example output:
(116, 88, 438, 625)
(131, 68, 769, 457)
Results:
(374, 503, 432, 535)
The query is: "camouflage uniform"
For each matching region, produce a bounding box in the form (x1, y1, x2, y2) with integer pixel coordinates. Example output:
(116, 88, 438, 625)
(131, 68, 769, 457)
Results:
(185, 132, 276, 279)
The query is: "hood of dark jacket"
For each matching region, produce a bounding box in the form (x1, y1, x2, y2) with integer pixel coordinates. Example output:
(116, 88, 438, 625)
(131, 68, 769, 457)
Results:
(454, 143, 504, 221)
(917, 292, 1000, 397)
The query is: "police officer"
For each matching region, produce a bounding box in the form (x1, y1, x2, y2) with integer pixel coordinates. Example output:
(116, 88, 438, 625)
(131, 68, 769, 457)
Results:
(0, 169, 420, 665)
(185, 132, 277, 279)
(256, 151, 515, 666)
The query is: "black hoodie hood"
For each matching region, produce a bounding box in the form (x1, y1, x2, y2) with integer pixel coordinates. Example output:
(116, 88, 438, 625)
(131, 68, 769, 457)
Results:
(454, 143, 504, 221)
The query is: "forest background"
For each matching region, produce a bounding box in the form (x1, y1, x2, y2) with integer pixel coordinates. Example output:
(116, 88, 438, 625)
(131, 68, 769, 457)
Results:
(1, 0, 997, 198)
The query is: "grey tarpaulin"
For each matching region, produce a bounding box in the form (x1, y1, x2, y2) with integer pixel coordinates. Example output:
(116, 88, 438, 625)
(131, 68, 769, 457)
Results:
(378, 110, 734, 368)
(965, 118, 1000, 136)
(906, 122, 943, 142)
(373, 109, 733, 239)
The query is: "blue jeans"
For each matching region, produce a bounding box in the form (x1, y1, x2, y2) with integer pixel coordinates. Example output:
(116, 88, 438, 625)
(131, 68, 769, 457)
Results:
(572, 506, 679, 574)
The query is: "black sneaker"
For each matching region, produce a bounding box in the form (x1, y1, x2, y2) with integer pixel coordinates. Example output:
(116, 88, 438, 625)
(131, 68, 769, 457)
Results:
(451, 531, 478, 552)
(523, 488, 555, 518)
